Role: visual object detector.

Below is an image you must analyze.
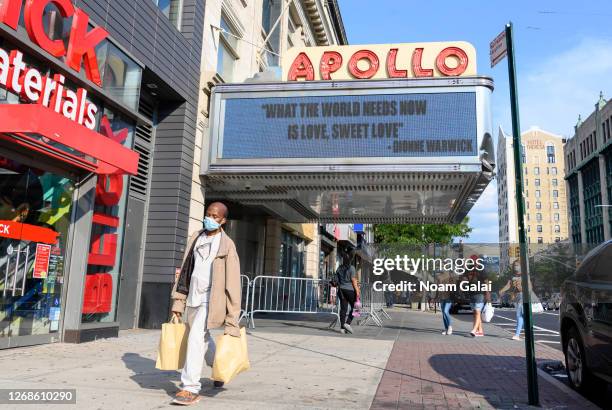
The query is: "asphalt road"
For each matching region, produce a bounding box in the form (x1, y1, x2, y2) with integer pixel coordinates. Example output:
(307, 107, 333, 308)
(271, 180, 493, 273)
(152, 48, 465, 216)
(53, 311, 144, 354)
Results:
(490, 307, 562, 351)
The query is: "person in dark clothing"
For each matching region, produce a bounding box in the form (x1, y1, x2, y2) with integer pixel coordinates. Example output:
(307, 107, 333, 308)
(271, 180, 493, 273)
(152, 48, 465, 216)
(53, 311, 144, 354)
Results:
(335, 250, 360, 334)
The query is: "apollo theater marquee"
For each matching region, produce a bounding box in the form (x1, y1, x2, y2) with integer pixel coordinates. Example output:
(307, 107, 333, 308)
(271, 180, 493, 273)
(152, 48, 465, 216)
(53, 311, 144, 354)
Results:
(202, 42, 495, 223)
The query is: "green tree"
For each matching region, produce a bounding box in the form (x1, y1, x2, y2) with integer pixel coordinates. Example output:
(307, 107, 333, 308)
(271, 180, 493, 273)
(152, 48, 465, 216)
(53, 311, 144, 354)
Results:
(373, 217, 472, 245)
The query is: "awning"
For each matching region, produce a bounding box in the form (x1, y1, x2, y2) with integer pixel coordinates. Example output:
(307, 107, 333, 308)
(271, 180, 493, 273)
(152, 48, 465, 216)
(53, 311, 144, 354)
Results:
(0, 105, 139, 175)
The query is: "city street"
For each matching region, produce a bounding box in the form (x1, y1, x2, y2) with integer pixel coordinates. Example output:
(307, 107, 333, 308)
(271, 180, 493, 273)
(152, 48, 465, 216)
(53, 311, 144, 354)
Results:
(0, 309, 598, 410)
(490, 308, 562, 351)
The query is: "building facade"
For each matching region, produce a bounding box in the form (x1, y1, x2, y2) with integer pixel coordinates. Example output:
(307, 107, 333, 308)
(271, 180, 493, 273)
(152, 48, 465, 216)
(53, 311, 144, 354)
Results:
(132, 0, 348, 329)
(563, 93, 612, 245)
(497, 126, 569, 271)
(0, 0, 204, 346)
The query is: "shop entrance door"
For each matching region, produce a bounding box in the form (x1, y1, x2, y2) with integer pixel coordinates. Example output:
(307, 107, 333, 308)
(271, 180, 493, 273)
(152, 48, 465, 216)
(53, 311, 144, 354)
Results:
(0, 154, 74, 348)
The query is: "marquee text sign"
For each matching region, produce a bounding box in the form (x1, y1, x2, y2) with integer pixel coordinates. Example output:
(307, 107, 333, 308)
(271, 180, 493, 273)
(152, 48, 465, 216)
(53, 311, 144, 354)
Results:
(282, 42, 477, 82)
(220, 92, 477, 159)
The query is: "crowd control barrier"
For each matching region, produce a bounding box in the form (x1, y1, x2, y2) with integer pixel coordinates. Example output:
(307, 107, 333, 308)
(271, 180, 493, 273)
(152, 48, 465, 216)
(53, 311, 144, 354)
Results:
(248, 276, 339, 329)
(358, 282, 391, 327)
(239, 274, 250, 323)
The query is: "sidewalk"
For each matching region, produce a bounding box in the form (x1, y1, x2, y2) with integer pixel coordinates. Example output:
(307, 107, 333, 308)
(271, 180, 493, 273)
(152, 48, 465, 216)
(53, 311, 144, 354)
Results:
(0, 309, 598, 410)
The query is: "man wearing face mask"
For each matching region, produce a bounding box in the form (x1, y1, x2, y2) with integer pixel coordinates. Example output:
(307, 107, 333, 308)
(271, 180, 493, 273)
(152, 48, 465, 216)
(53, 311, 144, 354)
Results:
(170, 202, 241, 406)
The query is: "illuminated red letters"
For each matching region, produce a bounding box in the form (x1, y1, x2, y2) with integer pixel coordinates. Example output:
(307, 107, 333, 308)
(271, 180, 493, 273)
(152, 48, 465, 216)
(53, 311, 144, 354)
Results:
(436, 46, 469, 76)
(288, 52, 315, 81)
(411, 48, 433, 77)
(319, 51, 342, 80)
(348, 50, 379, 79)
(0, 0, 108, 86)
(287, 44, 472, 81)
(387, 48, 407, 78)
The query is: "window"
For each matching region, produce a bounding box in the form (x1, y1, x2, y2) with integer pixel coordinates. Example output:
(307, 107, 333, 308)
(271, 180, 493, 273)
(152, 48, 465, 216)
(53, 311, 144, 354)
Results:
(537, 237, 543, 244)
(524, 167, 528, 175)
(535, 178, 541, 186)
(261, 0, 281, 66)
(153, 0, 182, 29)
(217, 14, 239, 82)
(535, 190, 541, 198)
(536, 213, 542, 222)
(552, 178, 558, 187)
(525, 179, 529, 186)
(547, 144, 556, 163)
(553, 190, 559, 198)
(534, 167, 540, 175)
(555, 237, 561, 242)
(526, 201, 529, 209)
(527, 214, 530, 221)
(553, 202, 559, 209)
(521, 144, 526, 163)
(554, 213, 560, 221)
(554, 225, 561, 233)
(536, 202, 541, 209)
(551, 166, 557, 175)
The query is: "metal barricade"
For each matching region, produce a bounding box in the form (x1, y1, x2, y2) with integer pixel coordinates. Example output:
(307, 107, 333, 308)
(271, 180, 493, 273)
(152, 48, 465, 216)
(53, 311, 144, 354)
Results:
(239, 274, 250, 323)
(248, 276, 339, 329)
(358, 282, 391, 327)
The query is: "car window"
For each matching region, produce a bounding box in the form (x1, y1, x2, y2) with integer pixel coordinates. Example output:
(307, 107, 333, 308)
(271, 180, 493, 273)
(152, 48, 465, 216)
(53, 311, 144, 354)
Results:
(575, 243, 605, 281)
(590, 243, 612, 282)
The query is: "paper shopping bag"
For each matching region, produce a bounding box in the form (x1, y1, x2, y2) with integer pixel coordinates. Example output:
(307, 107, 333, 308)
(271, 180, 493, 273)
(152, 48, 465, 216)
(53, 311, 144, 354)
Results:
(211, 327, 250, 383)
(155, 314, 188, 370)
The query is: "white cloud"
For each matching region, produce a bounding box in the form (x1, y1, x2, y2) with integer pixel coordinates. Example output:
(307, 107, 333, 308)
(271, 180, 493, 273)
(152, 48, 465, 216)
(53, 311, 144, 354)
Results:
(495, 37, 612, 137)
(468, 37, 612, 243)
(466, 182, 499, 243)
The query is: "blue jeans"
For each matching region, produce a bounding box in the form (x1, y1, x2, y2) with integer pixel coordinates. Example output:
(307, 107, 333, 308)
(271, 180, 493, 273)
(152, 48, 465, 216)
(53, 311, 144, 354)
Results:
(515, 304, 524, 336)
(441, 300, 452, 329)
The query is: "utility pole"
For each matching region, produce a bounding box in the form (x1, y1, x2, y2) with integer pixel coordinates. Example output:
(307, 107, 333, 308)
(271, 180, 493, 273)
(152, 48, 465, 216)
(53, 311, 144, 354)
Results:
(505, 22, 540, 406)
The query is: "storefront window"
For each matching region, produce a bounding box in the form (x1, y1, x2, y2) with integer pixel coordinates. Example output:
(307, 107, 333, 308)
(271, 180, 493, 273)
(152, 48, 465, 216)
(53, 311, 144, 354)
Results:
(0, 154, 74, 341)
(81, 109, 135, 324)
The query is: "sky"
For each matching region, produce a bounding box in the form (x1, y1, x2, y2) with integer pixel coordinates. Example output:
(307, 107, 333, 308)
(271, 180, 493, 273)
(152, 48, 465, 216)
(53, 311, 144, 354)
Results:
(338, 0, 612, 243)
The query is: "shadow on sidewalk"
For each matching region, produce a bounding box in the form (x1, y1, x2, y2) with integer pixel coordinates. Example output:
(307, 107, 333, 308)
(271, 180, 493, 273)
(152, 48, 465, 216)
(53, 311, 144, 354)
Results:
(427, 353, 540, 407)
(120, 353, 224, 399)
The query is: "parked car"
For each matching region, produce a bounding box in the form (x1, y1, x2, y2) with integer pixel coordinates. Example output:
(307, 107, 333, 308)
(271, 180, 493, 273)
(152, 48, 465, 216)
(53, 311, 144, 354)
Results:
(490, 292, 501, 308)
(560, 240, 612, 393)
(548, 293, 561, 310)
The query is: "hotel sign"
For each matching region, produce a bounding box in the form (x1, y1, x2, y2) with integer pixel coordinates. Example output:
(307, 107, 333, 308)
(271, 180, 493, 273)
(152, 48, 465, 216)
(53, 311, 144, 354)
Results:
(282, 42, 477, 82)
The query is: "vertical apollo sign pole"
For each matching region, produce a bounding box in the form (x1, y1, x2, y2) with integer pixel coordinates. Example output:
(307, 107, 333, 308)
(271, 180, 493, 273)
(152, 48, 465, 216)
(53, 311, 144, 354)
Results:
(491, 22, 540, 406)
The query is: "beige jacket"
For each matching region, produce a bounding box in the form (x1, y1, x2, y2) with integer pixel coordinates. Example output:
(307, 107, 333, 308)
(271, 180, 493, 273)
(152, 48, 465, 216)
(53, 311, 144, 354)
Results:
(171, 229, 242, 337)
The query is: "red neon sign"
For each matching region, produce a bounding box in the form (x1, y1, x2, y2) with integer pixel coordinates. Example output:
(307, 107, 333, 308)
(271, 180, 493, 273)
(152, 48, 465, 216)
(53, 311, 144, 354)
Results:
(0, 0, 108, 86)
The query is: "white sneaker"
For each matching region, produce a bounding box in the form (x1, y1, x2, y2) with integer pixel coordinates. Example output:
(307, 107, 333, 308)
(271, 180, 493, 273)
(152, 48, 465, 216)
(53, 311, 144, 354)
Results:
(512, 335, 521, 341)
(343, 324, 354, 334)
(340, 329, 346, 334)
(441, 330, 448, 335)
(447, 326, 453, 335)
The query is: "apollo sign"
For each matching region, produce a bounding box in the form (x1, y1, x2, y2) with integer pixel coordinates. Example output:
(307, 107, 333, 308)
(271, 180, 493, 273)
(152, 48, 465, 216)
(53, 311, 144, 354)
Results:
(0, 0, 109, 86)
(282, 42, 477, 81)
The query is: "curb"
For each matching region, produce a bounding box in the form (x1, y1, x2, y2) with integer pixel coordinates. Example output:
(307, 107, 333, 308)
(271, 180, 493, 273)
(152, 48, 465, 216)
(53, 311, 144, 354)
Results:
(536, 368, 599, 409)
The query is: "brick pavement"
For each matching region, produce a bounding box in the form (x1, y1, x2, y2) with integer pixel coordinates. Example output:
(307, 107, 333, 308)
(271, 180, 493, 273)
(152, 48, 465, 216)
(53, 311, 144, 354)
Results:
(369, 310, 597, 410)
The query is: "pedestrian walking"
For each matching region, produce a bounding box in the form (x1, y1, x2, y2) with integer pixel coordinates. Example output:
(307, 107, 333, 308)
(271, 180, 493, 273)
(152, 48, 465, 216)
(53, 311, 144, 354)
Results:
(170, 202, 242, 406)
(335, 249, 360, 334)
(467, 255, 489, 337)
(499, 259, 524, 340)
(436, 271, 454, 335)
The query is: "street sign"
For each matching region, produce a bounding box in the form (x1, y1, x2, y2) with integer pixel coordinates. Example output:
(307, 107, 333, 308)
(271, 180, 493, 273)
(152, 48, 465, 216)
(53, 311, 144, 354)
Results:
(490, 30, 507, 68)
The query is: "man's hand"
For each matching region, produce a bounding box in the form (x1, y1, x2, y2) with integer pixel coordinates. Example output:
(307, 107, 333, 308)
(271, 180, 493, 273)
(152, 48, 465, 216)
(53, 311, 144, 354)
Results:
(172, 311, 182, 319)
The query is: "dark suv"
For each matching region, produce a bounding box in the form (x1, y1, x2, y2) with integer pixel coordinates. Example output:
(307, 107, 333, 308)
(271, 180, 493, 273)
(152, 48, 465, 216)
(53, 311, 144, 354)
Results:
(560, 240, 612, 392)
